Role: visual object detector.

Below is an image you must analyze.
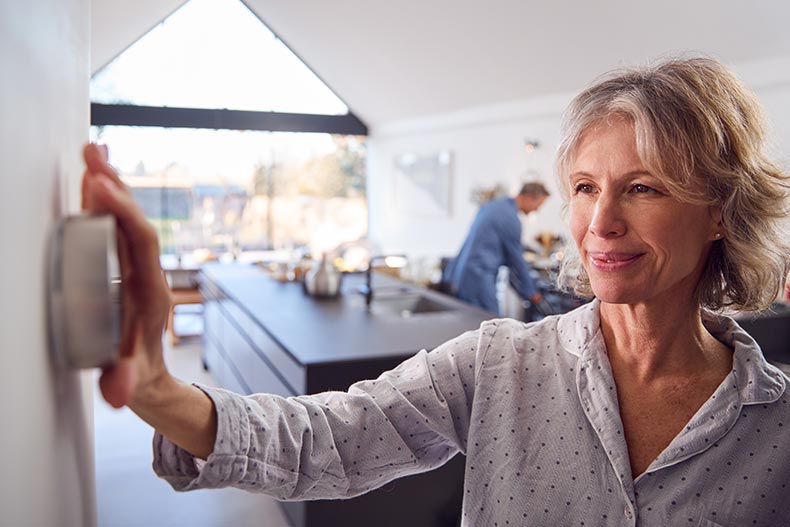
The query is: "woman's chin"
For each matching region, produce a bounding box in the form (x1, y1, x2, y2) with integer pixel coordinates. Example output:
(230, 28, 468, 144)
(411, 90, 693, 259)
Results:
(589, 285, 647, 305)
(595, 294, 637, 305)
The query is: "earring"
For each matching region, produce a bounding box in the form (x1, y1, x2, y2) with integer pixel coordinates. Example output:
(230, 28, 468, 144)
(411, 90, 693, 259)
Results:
(714, 233, 722, 239)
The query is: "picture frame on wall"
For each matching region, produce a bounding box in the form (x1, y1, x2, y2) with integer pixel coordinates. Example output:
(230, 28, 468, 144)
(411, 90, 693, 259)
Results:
(393, 150, 453, 217)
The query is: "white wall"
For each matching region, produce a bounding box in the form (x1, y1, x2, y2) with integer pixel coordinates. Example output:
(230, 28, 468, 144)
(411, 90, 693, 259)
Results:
(366, 56, 790, 261)
(367, 93, 572, 260)
(0, 1, 95, 526)
(740, 57, 790, 167)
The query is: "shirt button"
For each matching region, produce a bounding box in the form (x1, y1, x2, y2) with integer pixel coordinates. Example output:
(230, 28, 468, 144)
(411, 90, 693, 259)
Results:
(624, 507, 633, 520)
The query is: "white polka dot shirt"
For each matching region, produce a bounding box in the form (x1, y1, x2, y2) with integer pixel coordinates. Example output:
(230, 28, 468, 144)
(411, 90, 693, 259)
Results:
(153, 300, 790, 526)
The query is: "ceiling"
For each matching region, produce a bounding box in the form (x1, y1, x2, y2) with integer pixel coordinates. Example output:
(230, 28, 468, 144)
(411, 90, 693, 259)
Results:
(92, 0, 790, 128)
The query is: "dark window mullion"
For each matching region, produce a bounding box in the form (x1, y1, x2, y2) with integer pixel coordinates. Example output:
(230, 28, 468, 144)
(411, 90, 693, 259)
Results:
(91, 103, 368, 135)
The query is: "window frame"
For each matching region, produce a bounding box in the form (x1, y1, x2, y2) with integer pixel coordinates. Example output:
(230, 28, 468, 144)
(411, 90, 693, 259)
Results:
(90, 0, 368, 136)
(90, 103, 368, 135)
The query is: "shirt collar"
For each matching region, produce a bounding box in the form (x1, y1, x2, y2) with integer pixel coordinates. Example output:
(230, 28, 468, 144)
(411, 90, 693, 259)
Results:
(702, 309, 786, 404)
(557, 299, 601, 357)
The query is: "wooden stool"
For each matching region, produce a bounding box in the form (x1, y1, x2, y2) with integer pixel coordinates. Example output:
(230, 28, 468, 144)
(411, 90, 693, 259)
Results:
(167, 288, 204, 346)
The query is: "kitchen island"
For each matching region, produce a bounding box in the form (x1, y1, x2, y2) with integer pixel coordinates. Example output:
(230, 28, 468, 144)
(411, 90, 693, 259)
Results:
(199, 262, 494, 527)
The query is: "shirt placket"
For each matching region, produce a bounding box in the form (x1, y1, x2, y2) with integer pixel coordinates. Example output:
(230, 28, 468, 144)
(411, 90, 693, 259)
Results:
(576, 334, 638, 525)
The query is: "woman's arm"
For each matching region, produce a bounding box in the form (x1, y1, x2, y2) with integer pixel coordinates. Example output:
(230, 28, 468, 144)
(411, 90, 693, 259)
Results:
(130, 375, 218, 460)
(154, 330, 483, 500)
(82, 143, 484, 499)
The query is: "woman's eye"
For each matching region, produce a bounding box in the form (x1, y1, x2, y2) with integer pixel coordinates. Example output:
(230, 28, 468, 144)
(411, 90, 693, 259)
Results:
(631, 183, 656, 194)
(574, 183, 594, 194)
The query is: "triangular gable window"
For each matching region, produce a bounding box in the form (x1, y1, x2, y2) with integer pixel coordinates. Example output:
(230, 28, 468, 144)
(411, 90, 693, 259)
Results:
(90, 0, 365, 134)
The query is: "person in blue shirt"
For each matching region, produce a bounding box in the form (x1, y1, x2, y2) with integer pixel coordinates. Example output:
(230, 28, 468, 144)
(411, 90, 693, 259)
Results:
(445, 182, 549, 314)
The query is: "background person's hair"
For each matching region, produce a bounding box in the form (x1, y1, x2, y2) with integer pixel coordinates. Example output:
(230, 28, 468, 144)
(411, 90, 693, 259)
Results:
(519, 181, 550, 198)
(555, 56, 790, 311)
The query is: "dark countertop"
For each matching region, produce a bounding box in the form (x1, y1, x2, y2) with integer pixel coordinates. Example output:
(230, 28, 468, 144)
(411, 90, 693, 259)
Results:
(201, 262, 494, 366)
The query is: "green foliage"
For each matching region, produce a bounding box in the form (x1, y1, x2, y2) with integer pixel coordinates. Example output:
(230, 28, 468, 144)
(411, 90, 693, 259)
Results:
(252, 135, 366, 198)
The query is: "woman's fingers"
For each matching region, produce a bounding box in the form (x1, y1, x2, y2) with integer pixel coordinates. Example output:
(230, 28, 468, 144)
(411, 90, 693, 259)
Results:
(83, 142, 170, 338)
(81, 166, 92, 210)
(81, 142, 172, 409)
(89, 175, 171, 343)
(99, 356, 136, 409)
(90, 176, 164, 292)
(116, 228, 137, 360)
(82, 143, 121, 212)
(83, 143, 124, 189)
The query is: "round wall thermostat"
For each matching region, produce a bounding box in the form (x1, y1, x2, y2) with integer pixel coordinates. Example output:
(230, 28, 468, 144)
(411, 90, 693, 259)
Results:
(48, 214, 122, 369)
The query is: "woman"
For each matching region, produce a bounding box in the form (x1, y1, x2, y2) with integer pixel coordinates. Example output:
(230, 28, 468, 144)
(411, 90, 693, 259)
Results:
(83, 57, 790, 525)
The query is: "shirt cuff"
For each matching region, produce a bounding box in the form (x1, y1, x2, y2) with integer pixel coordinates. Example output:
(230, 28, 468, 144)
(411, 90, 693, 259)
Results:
(152, 383, 253, 491)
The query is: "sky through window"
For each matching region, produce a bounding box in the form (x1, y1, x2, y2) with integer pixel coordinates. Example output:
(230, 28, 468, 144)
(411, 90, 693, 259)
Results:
(90, 0, 349, 115)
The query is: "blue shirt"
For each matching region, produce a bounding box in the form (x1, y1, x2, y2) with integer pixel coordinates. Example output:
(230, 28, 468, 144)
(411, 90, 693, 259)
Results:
(153, 300, 790, 526)
(446, 197, 538, 314)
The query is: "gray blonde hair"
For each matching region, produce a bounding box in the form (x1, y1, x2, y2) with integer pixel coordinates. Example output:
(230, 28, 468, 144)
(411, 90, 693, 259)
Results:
(556, 57, 790, 312)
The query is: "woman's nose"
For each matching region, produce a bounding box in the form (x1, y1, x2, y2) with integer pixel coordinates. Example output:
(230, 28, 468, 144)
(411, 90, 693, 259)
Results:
(588, 194, 626, 238)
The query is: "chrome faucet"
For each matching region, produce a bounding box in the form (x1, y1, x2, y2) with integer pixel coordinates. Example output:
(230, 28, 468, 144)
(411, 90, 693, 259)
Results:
(360, 255, 408, 307)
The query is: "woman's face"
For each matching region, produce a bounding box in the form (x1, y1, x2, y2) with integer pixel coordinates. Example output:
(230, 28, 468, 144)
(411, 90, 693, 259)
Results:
(568, 119, 721, 306)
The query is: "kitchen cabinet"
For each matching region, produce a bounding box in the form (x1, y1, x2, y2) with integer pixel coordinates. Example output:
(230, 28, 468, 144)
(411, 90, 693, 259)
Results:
(200, 263, 493, 527)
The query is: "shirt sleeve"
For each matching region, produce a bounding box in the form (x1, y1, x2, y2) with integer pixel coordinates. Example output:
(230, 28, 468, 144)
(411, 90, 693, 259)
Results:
(152, 327, 485, 501)
(498, 214, 538, 299)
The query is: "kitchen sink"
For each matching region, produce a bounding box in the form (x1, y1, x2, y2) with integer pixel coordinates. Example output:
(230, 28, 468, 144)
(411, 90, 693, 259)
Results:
(370, 293, 456, 317)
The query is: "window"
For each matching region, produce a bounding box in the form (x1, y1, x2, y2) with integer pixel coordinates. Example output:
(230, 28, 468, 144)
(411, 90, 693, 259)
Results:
(90, 0, 367, 264)
(90, 126, 366, 260)
(91, 0, 348, 115)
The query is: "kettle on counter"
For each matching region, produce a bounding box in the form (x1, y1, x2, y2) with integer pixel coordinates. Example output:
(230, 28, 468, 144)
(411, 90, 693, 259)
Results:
(303, 254, 343, 298)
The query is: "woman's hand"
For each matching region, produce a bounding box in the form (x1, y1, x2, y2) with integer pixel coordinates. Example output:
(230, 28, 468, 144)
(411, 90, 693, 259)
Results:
(82, 144, 218, 458)
(81, 143, 173, 409)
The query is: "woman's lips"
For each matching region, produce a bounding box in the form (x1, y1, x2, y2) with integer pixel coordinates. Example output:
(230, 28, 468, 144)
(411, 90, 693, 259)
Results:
(587, 252, 644, 271)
